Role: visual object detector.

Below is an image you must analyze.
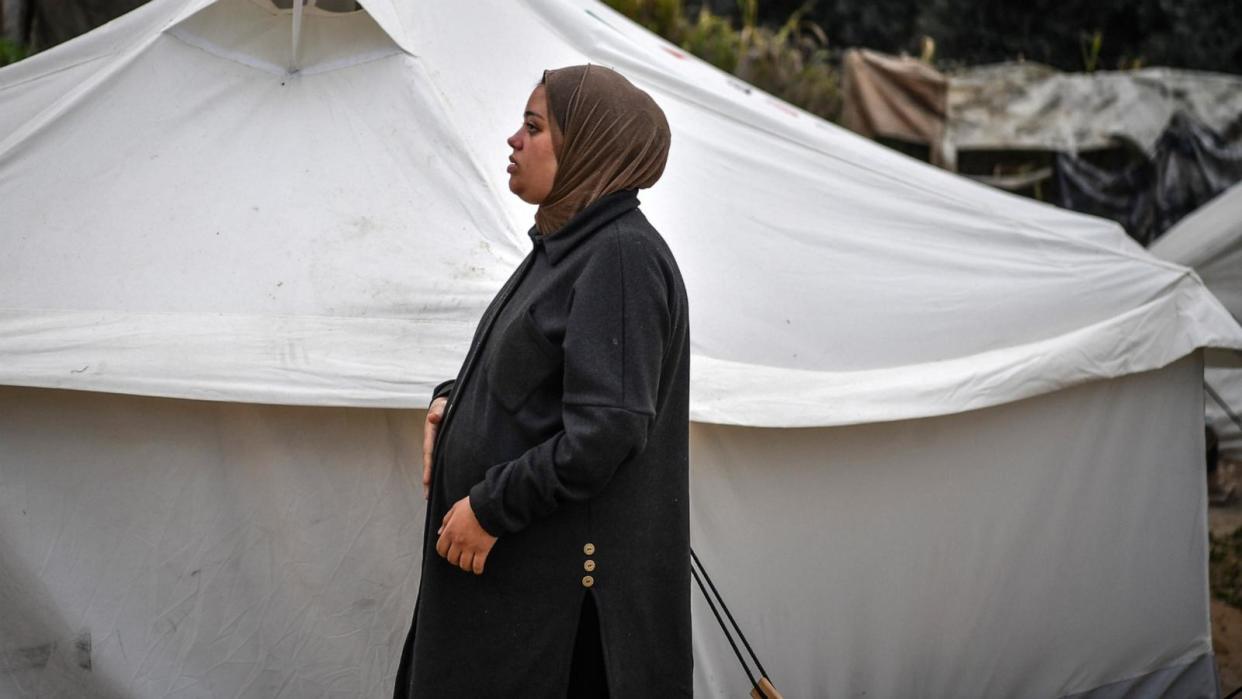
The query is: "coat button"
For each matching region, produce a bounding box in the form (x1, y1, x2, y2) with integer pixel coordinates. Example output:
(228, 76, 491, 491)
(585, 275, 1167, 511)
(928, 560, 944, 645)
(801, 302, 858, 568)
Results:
(582, 575, 595, 588)
(583, 543, 596, 555)
(584, 560, 596, 572)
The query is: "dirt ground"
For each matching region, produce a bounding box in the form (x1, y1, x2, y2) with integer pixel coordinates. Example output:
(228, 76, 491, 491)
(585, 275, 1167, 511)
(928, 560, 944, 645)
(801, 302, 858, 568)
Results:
(1213, 598, 1242, 693)
(1211, 458, 1242, 694)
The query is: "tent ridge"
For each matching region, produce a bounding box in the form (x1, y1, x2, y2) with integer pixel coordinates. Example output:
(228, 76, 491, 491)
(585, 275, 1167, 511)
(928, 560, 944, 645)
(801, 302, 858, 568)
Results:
(527, 2, 1190, 274)
(0, 35, 162, 162)
(0, 53, 112, 94)
(165, 24, 404, 77)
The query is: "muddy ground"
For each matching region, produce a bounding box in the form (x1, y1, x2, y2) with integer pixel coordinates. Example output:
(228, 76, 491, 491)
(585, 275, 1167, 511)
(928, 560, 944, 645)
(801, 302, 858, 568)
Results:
(1210, 458, 1242, 693)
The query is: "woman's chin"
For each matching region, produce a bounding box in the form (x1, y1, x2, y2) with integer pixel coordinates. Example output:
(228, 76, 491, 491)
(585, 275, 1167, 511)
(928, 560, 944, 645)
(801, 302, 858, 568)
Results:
(508, 178, 526, 199)
(509, 186, 538, 205)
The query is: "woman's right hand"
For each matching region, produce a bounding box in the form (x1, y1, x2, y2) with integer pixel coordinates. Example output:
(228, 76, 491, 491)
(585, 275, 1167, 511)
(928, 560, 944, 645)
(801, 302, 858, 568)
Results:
(423, 397, 448, 500)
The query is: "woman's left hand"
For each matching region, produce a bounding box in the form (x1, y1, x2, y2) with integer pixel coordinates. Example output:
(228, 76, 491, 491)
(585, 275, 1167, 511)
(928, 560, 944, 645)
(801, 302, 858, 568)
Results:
(436, 496, 498, 575)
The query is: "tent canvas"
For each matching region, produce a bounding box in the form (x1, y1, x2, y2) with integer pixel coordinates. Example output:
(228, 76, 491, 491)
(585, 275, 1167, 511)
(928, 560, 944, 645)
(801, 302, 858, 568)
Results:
(0, 355, 1216, 698)
(3, 0, 1241, 696)
(1152, 182, 1242, 459)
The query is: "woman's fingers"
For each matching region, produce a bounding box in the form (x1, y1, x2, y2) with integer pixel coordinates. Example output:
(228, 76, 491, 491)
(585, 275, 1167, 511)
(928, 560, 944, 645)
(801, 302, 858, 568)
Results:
(422, 424, 437, 499)
(422, 399, 446, 500)
(434, 496, 492, 575)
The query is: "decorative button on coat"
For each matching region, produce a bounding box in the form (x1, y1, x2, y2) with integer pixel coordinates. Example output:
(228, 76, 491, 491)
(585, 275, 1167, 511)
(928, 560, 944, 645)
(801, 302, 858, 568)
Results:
(584, 560, 596, 572)
(582, 575, 595, 588)
(583, 543, 596, 555)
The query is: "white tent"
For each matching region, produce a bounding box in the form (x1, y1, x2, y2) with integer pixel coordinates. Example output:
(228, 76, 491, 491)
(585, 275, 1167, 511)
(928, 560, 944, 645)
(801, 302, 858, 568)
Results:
(1152, 183, 1242, 460)
(2, 0, 1241, 696)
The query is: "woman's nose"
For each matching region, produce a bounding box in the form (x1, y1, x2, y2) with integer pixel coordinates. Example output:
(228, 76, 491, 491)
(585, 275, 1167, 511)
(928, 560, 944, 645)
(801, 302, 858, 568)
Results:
(507, 131, 521, 149)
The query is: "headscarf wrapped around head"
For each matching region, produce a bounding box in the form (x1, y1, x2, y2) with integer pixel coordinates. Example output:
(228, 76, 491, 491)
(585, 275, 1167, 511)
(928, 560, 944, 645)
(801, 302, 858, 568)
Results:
(534, 65, 672, 235)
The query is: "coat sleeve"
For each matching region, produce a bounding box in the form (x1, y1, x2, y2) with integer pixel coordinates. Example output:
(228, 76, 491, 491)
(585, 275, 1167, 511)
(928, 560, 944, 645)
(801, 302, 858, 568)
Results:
(430, 379, 455, 405)
(468, 230, 673, 536)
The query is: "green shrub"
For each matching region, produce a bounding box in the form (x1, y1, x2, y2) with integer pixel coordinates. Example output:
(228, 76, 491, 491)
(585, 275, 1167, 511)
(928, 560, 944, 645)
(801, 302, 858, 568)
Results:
(604, 0, 685, 39)
(0, 39, 28, 67)
(681, 7, 742, 74)
(604, 0, 842, 121)
(735, 8, 841, 120)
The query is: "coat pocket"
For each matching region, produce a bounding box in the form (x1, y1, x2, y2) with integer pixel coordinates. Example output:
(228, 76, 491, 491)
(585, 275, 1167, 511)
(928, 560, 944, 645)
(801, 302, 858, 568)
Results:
(485, 307, 563, 413)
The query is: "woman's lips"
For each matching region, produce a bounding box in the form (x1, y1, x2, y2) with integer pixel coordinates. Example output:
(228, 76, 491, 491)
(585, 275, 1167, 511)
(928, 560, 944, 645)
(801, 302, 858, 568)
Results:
(507, 163, 517, 174)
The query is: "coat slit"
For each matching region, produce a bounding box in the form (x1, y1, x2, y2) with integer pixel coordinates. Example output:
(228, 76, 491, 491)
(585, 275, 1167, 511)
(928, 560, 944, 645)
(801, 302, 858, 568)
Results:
(568, 590, 611, 697)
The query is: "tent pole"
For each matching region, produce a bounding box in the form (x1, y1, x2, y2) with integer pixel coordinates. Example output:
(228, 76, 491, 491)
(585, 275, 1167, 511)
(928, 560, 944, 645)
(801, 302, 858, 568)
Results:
(290, 0, 304, 71)
(1206, 381, 1242, 435)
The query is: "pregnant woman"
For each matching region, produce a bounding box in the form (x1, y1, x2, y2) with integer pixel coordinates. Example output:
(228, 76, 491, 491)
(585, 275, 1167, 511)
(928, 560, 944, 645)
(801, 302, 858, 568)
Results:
(393, 64, 692, 698)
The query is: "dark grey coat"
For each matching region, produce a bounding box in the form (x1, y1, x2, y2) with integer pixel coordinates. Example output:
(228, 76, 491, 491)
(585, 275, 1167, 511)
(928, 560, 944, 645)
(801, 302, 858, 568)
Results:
(394, 190, 692, 698)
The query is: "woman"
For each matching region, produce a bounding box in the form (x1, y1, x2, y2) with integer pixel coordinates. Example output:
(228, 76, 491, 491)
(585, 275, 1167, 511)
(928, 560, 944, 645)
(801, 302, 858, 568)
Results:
(393, 65, 692, 697)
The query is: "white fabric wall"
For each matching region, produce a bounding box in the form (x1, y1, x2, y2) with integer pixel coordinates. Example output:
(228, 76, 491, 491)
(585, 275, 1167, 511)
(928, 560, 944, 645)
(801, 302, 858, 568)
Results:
(0, 391, 425, 698)
(0, 354, 1211, 697)
(689, 353, 1212, 698)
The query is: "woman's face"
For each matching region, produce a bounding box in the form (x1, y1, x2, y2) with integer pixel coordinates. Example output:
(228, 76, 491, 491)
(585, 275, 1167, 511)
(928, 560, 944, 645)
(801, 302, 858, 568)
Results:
(506, 85, 558, 205)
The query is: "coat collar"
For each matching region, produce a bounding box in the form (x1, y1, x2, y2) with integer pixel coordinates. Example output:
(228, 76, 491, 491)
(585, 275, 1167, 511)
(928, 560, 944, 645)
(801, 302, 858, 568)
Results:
(528, 189, 641, 265)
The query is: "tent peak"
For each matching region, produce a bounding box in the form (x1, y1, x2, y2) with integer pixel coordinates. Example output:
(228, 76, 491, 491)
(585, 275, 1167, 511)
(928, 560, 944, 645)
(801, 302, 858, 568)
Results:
(167, 0, 405, 78)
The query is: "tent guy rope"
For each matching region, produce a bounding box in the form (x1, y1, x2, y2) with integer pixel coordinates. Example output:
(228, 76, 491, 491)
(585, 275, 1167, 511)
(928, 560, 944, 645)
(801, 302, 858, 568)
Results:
(690, 547, 784, 699)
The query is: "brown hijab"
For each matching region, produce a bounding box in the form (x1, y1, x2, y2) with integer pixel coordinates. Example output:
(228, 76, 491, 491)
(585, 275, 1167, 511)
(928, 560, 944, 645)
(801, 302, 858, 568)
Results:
(534, 65, 672, 235)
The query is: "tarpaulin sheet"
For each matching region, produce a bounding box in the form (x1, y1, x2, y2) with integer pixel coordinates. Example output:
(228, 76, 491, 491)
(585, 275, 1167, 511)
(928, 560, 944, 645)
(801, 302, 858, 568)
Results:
(946, 62, 1242, 157)
(1054, 113, 1242, 245)
(840, 48, 948, 165)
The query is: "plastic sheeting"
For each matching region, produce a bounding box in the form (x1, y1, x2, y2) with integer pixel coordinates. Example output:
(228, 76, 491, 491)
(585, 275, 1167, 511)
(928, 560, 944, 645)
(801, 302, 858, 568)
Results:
(0, 354, 1216, 697)
(1054, 114, 1242, 246)
(1206, 370, 1242, 460)
(946, 62, 1242, 157)
(2, 0, 1240, 429)
(838, 54, 1242, 172)
(1152, 183, 1242, 458)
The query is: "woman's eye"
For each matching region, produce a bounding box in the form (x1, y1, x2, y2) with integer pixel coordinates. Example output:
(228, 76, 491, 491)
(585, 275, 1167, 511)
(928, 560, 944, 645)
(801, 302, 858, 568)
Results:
(526, 122, 538, 134)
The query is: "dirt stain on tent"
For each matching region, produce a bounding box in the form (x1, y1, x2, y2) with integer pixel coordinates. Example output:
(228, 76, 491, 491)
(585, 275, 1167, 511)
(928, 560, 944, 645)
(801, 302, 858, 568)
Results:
(0, 642, 54, 673)
(346, 216, 379, 239)
(0, 631, 89, 674)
